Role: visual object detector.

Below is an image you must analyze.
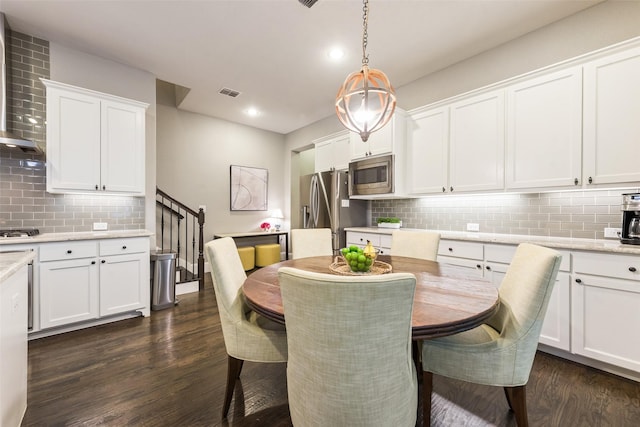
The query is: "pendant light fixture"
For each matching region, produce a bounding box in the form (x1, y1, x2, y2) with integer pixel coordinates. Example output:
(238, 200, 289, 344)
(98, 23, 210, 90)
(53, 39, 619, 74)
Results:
(335, 0, 396, 142)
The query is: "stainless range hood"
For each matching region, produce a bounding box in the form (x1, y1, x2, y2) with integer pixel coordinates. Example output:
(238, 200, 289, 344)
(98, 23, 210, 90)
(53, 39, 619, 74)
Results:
(0, 13, 42, 154)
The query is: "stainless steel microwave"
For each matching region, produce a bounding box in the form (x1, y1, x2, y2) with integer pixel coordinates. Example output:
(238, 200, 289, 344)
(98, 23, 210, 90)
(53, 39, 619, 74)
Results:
(348, 154, 394, 196)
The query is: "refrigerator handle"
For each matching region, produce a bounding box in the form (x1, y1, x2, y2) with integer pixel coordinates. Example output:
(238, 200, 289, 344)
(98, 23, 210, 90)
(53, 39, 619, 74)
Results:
(317, 172, 335, 231)
(310, 175, 319, 228)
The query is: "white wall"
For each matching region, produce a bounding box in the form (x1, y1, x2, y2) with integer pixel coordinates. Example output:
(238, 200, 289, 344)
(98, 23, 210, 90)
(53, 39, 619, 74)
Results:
(50, 43, 158, 247)
(156, 102, 287, 241)
(396, 0, 640, 110)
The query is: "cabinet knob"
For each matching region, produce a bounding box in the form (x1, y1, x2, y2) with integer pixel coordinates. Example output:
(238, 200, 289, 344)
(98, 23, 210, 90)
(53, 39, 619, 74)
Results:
(574, 178, 579, 186)
(629, 267, 637, 272)
(575, 278, 582, 283)
(91, 261, 96, 265)
(95, 184, 99, 190)
(67, 250, 72, 254)
(476, 264, 482, 269)
(101, 260, 106, 264)
(485, 265, 491, 271)
(442, 187, 446, 193)
(448, 247, 453, 252)
(102, 185, 106, 190)
(588, 176, 593, 184)
(122, 245, 127, 250)
(450, 186, 454, 192)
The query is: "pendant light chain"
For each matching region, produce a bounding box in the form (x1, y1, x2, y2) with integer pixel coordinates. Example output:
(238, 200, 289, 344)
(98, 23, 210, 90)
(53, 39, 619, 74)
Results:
(362, 0, 369, 66)
(335, 0, 396, 142)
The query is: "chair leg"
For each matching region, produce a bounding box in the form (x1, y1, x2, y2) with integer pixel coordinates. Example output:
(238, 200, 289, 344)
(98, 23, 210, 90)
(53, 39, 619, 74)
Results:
(503, 387, 514, 411)
(505, 385, 528, 427)
(412, 341, 421, 381)
(222, 355, 244, 419)
(422, 371, 433, 427)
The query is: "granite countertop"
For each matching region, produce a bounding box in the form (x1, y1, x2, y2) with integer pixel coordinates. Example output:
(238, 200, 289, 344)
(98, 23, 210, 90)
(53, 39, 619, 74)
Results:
(345, 227, 640, 255)
(0, 251, 36, 283)
(0, 230, 154, 246)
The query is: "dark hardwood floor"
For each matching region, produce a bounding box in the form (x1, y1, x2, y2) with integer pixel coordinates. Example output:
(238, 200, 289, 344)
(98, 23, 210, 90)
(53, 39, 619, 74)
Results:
(23, 275, 640, 426)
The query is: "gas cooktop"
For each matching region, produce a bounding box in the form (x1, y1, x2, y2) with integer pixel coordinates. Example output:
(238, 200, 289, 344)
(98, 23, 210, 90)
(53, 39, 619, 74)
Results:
(0, 229, 40, 238)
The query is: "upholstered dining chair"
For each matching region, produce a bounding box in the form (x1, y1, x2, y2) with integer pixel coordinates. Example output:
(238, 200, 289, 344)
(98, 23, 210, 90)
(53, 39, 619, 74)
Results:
(390, 230, 440, 261)
(278, 267, 418, 427)
(291, 228, 333, 259)
(421, 243, 562, 427)
(204, 237, 287, 419)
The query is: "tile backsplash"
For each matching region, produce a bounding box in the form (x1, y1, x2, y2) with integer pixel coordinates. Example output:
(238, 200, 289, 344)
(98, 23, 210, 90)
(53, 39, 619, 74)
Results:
(372, 188, 639, 240)
(0, 29, 144, 233)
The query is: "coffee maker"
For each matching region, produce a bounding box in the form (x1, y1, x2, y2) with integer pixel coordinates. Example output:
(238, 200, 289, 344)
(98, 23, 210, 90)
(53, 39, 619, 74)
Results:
(620, 193, 640, 245)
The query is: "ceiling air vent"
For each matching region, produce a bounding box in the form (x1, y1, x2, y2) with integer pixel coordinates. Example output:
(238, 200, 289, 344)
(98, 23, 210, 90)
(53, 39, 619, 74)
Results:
(298, 0, 318, 8)
(218, 87, 241, 98)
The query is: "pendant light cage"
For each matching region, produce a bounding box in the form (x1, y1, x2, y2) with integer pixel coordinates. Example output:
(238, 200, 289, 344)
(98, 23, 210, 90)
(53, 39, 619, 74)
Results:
(335, 0, 396, 142)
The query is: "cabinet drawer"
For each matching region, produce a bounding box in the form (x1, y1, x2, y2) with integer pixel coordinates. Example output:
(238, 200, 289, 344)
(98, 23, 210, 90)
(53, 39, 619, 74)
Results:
(485, 243, 570, 271)
(484, 244, 516, 264)
(100, 238, 148, 256)
(438, 240, 483, 260)
(573, 251, 640, 281)
(40, 241, 97, 261)
(347, 232, 381, 248)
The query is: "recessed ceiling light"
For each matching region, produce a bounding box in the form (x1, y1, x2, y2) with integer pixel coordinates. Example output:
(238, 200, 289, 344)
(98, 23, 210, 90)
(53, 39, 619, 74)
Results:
(328, 47, 345, 60)
(246, 107, 259, 117)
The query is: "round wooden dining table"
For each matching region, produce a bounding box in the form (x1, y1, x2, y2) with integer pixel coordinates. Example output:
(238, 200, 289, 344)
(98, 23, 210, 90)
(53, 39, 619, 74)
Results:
(242, 255, 499, 340)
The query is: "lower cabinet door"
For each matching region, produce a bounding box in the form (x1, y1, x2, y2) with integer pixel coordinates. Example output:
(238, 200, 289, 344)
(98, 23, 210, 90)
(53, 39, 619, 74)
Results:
(571, 274, 640, 372)
(539, 271, 571, 351)
(99, 253, 147, 316)
(40, 258, 99, 329)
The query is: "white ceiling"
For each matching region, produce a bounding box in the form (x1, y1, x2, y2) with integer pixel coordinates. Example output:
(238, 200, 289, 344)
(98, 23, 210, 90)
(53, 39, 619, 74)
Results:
(1, 0, 602, 135)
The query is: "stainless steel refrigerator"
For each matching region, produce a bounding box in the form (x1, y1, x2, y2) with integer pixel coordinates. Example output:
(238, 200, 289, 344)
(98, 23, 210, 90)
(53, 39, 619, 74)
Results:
(300, 170, 370, 253)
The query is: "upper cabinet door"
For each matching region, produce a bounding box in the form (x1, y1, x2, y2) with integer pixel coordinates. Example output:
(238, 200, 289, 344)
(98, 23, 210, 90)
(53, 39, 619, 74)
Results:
(407, 106, 449, 194)
(505, 67, 583, 190)
(583, 46, 640, 186)
(101, 100, 145, 194)
(349, 108, 406, 161)
(314, 131, 350, 173)
(43, 79, 148, 196)
(46, 87, 102, 192)
(449, 90, 505, 193)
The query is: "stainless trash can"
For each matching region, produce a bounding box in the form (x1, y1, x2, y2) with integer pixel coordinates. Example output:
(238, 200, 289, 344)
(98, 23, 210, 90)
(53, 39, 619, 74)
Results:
(150, 250, 177, 310)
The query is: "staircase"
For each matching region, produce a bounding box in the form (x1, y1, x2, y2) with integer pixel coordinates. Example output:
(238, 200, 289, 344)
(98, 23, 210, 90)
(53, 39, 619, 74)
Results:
(156, 187, 206, 291)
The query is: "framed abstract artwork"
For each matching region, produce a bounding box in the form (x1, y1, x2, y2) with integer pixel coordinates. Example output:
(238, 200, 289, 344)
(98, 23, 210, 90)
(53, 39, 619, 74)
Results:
(230, 165, 268, 211)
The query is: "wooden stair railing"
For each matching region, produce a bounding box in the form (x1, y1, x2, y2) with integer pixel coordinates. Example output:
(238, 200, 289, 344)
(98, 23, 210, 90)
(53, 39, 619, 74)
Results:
(156, 187, 206, 291)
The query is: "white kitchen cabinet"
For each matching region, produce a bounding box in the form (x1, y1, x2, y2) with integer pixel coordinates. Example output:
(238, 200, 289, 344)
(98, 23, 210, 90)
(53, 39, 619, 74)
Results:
(314, 131, 350, 172)
(437, 239, 484, 277)
(571, 251, 640, 372)
(407, 106, 449, 195)
(43, 79, 148, 196)
(505, 67, 583, 190)
(99, 238, 149, 317)
(448, 90, 505, 193)
(38, 237, 150, 330)
(583, 46, 640, 187)
(39, 244, 99, 329)
(0, 264, 28, 427)
(350, 108, 406, 160)
(346, 231, 392, 255)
